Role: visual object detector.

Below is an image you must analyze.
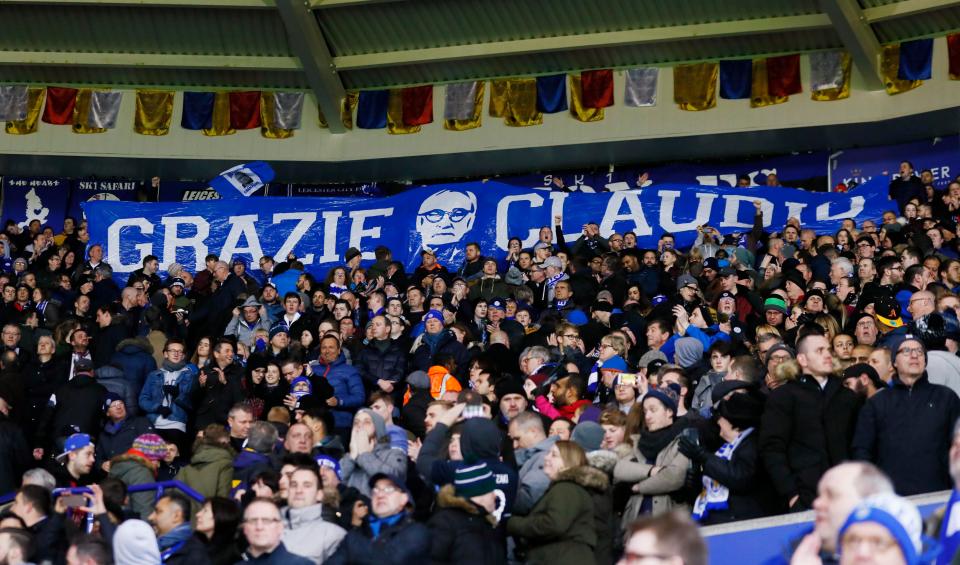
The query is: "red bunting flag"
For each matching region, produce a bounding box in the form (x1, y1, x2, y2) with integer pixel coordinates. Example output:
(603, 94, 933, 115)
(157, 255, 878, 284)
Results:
(581, 69, 614, 108)
(766, 55, 802, 97)
(229, 91, 261, 130)
(401, 85, 433, 126)
(42, 87, 78, 125)
(948, 34, 960, 79)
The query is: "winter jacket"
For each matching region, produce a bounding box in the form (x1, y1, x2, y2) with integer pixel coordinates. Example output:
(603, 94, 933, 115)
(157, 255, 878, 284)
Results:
(108, 452, 157, 519)
(514, 436, 557, 515)
(235, 543, 313, 565)
(23, 355, 67, 435)
(159, 523, 213, 565)
(355, 339, 408, 394)
(852, 372, 960, 495)
(280, 503, 347, 564)
(225, 315, 271, 348)
(37, 373, 107, 446)
(139, 364, 198, 427)
(96, 364, 138, 417)
(428, 484, 507, 565)
(93, 322, 130, 368)
(308, 353, 365, 430)
(416, 420, 519, 516)
(328, 512, 430, 565)
(691, 371, 724, 412)
(927, 351, 960, 399)
(411, 330, 471, 380)
(233, 449, 273, 491)
(0, 415, 31, 494)
(613, 435, 690, 526)
(468, 276, 509, 303)
(340, 443, 407, 497)
(759, 375, 861, 508)
(109, 338, 157, 410)
(97, 416, 153, 465)
(175, 444, 234, 500)
(507, 466, 597, 565)
(192, 363, 245, 429)
(696, 431, 780, 524)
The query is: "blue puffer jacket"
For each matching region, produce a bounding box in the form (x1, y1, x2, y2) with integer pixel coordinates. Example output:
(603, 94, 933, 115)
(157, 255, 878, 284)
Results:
(109, 338, 158, 411)
(309, 353, 365, 430)
(139, 364, 198, 426)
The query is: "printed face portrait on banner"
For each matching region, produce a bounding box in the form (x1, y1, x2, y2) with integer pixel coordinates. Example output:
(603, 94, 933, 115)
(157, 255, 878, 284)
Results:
(415, 189, 477, 247)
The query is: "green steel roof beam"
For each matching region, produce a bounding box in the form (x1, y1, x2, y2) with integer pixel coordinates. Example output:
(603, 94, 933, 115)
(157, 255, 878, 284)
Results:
(3, 0, 275, 7)
(819, 0, 885, 90)
(0, 51, 301, 70)
(863, 0, 960, 22)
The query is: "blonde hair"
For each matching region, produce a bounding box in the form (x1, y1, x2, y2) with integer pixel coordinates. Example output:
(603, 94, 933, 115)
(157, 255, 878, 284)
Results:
(601, 334, 629, 358)
(553, 440, 587, 473)
(755, 324, 782, 339)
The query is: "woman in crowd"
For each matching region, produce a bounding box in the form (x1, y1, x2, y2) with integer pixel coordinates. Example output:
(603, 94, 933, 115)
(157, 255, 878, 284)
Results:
(194, 496, 241, 565)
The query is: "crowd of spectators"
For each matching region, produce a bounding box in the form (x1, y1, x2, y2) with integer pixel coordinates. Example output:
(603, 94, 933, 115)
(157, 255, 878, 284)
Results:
(0, 161, 957, 564)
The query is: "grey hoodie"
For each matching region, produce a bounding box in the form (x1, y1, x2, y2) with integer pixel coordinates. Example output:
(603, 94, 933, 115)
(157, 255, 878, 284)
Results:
(113, 520, 161, 565)
(513, 435, 558, 515)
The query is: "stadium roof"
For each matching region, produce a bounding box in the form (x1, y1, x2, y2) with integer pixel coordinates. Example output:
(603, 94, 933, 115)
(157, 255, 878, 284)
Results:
(3, 0, 960, 133)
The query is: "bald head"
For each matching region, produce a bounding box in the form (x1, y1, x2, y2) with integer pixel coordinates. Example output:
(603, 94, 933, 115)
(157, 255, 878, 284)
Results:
(908, 290, 935, 318)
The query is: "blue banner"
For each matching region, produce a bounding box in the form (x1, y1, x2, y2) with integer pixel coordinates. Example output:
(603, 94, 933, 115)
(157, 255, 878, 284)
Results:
(831, 135, 960, 190)
(84, 178, 890, 283)
(1, 176, 70, 229)
(68, 179, 141, 220)
(500, 151, 829, 192)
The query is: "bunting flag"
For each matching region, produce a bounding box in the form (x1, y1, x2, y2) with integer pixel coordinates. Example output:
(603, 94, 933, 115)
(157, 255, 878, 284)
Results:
(674, 63, 718, 111)
(42, 87, 78, 125)
(182, 92, 215, 130)
(134, 90, 174, 136)
(87, 90, 122, 129)
(387, 89, 420, 135)
(766, 55, 802, 97)
(229, 91, 261, 130)
(443, 81, 484, 131)
(357, 90, 389, 129)
(72, 89, 107, 134)
(899, 38, 934, 80)
(0, 86, 29, 122)
(623, 68, 658, 107)
(5, 87, 45, 135)
(536, 75, 568, 113)
(490, 79, 541, 126)
(949, 34, 960, 79)
(810, 51, 851, 101)
(203, 92, 236, 136)
(719, 60, 752, 100)
(881, 44, 922, 95)
(317, 91, 358, 130)
(569, 75, 604, 122)
(401, 85, 433, 126)
(581, 69, 614, 108)
(751, 59, 788, 108)
(260, 92, 301, 139)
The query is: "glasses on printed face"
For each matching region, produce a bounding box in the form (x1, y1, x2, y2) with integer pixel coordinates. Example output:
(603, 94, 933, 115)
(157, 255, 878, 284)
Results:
(418, 208, 472, 224)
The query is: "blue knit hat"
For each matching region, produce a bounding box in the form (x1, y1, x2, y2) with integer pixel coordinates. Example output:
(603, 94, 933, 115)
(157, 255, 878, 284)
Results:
(315, 454, 342, 479)
(423, 310, 444, 324)
(839, 493, 923, 565)
(643, 383, 681, 415)
(601, 355, 628, 372)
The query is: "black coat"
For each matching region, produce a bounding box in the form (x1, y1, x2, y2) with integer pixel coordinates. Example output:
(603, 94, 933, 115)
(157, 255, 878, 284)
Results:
(327, 513, 431, 565)
(852, 373, 960, 495)
(428, 485, 506, 565)
(166, 534, 214, 565)
(759, 375, 861, 508)
(193, 363, 245, 429)
(0, 415, 31, 494)
(92, 322, 130, 369)
(23, 356, 67, 434)
(96, 416, 153, 466)
(698, 431, 780, 524)
(37, 373, 108, 447)
(412, 330, 471, 381)
(355, 339, 408, 396)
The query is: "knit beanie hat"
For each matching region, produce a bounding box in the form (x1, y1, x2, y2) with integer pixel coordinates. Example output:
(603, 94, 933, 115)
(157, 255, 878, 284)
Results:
(406, 370, 430, 390)
(315, 454, 342, 479)
(454, 462, 496, 498)
(638, 350, 668, 371)
(839, 493, 923, 565)
(763, 296, 788, 315)
(601, 355, 628, 373)
(495, 378, 526, 403)
(356, 408, 387, 441)
(113, 520, 161, 565)
(132, 434, 167, 462)
(571, 421, 604, 452)
(674, 337, 704, 368)
(643, 383, 681, 415)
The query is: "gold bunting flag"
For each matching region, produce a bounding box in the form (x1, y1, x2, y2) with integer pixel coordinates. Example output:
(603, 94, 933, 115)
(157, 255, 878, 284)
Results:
(260, 93, 295, 139)
(881, 44, 922, 95)
(750, 60, 788, 108)
(387, 89, 420, 135)
(489, 80, 510, 117)
(5, 87, 45, 135)
(321, 92, 358, 130)
(504, 79, 542, 127)
(569, 75, 604, 122)
(72, 89, 107, 134)
(811, 52, 851, 101)
(674, 63, 718, 111)
(444, 81, 484, 131)
(202, 92, 235, 136)
(134, 90, 174, 135)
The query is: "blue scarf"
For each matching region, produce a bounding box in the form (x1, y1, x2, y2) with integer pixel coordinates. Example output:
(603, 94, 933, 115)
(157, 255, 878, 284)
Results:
(693, 428, 754, 521)
(938, 489, 960, 565)
(368, 511, 405, 539)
